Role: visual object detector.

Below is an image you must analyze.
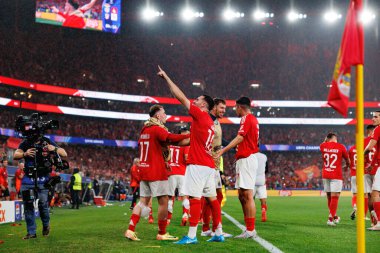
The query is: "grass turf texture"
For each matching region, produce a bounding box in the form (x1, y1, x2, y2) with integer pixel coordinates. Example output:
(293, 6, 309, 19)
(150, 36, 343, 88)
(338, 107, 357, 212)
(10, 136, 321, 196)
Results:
(0, 196, 378, 253)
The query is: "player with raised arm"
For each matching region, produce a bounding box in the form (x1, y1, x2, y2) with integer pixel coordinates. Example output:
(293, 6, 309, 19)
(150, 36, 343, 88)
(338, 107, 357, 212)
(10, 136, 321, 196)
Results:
(320, 133, 350, 226)
(201, 98, 231, 238)
(364, 111, 380, 230)
(51, 0, 99, 29)
(124, 105, 189, 241)
(158, 66, 225, 244)
(215, 97, 260, 238)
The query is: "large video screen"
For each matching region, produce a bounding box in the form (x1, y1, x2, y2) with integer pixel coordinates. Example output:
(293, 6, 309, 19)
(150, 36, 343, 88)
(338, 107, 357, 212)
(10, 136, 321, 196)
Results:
(35, 0, 121, 33)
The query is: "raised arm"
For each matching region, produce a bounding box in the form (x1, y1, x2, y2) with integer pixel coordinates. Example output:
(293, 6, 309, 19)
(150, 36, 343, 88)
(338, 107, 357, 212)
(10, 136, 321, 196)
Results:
(157, 66, 190, 110)
(214, 134, 244, 159)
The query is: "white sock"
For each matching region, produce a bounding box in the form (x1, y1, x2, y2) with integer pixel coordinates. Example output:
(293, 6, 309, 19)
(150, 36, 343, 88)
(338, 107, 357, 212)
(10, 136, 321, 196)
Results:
(188, 226, 198, 239)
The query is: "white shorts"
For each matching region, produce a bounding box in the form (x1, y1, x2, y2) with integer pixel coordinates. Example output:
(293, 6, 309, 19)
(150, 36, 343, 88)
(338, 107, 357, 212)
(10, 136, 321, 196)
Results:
(254, 185, 267, 199)
(372, 169, 380, 192)
(139, 180, 170, 197)
(182, 165, 216, 198)
(351, 175, 373, 194)
(235, 154, 258, 190)
(168, 175, 185, 196)
(215, 169, 222, 189)
(323, 179, 343, 193)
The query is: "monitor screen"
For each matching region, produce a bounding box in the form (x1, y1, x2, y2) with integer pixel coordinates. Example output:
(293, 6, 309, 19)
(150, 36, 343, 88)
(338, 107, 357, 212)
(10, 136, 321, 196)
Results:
(35, 0, 121, 33)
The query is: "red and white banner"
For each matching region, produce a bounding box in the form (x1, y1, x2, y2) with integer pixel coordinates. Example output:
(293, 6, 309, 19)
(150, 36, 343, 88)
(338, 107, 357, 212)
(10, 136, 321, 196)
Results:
(1, 75, 379, 108)
(0, 96, 373, 125)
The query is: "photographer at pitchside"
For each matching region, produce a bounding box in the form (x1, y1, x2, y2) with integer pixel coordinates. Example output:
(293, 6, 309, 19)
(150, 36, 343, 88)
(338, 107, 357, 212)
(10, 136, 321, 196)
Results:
(13, 113, 68, 240)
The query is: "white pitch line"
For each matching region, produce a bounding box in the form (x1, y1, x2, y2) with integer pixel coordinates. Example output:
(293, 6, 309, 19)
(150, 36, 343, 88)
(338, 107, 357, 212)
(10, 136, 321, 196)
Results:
(222, 211, 284, 253)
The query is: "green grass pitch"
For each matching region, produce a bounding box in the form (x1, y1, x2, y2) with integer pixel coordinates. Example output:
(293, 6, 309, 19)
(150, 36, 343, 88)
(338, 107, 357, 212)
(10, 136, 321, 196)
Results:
(0, 196, 378, 253)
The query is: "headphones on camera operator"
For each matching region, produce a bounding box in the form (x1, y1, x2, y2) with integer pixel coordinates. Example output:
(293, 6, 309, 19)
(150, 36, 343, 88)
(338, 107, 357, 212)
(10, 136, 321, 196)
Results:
(14, 113, 69, 204)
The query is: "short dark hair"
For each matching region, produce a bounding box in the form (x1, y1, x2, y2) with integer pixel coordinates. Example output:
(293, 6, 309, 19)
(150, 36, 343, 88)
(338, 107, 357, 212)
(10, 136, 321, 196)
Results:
(367, 125, 376, 131)
(149, 104, 163, 117)
(236, 97, 251, 108)
(214, 98, 226, 106)
(326, 132, 337, 139)
(68, 0, 80, 10)
(202, 94, 214, 111)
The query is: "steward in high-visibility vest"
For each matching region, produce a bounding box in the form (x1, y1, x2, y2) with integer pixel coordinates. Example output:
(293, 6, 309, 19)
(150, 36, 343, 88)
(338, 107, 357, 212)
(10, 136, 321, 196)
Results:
(71, 168, 82, 209)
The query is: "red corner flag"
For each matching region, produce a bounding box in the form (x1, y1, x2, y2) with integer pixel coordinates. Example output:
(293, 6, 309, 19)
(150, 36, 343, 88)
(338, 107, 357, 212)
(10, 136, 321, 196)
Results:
(327, 0, 364, 117)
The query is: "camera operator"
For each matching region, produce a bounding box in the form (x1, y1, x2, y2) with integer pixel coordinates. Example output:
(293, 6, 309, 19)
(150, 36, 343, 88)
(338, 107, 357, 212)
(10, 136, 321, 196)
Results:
(13, 124, 67, 240)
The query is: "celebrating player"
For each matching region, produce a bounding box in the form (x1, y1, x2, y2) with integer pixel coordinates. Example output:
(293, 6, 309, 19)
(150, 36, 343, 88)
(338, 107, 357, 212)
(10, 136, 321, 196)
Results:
(349, 125, 376, 220)
(320, 133, 350, 226)
(124, 105, 189, 241)
(215, 97, 260, 238)
(201, 98, 232, 238)
(158, 66, 225, 244)
(364, 110, 380, 230)
(167, 126, 190, 226)
(51, 0, 99, 29)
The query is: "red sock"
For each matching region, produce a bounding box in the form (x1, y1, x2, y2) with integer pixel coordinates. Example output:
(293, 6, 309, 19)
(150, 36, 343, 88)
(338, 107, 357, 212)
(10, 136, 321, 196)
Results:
(210, 199, 222, 232)
(158, 219, 167, 235)
(200, 197, 205, 218)
(373, 202, 380, 221)
(365, 197, 369, 216)
(352, 195, 357, 208)
(149, 209, 153, 217)
(202, 202, 211, 231)
(183, 206, 189, 215)
(189, 199, 201, 227)
(244, 216, 255, 232)
(167, 212, 172, 220)
(262, 204, 267, 211)
(327, 195, 332, 209)
(217, 191, 223, 205)
(330, 196, 339, 218)
(128, 214, 140, 231)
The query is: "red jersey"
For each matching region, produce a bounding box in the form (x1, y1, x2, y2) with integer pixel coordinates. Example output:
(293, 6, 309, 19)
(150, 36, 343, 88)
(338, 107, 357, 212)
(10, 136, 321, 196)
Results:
(59, 10, 86, 29)
(130, 165, 140, 187)
(14, 168, 24, 192)
(348, 146, 357, 176)
(236, 114, 259, 160)
(320, 141, 349, 180)
(0, 167, 8, 188)
(138, 125, 188, 181)
(370, 126, 380, 174)
(168, 145, 189, 176)
(187, 104, 215, 168)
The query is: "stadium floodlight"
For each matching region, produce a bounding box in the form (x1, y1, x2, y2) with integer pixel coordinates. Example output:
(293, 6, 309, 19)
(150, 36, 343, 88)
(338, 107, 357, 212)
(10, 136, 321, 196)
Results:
(287, 10, 307, 22)
(192, 81, 201, 86)
(323, 10, 342, 23)
(250, 83, 260, 88)
(253, 10, 266, 21)
(360, 9, 376, 25)
(181, 7, 204, 22)
(223, 8, 244, 21)
(141, 7, 164, 21)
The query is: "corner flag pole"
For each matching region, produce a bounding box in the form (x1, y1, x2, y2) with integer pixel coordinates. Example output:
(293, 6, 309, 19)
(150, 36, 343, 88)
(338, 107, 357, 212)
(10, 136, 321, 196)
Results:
(355, 63, 365, 253)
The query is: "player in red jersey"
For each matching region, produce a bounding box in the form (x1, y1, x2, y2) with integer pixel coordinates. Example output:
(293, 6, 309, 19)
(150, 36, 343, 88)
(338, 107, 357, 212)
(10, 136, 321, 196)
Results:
(0, 160, 10, 200)
(124, 105, 189, 241)
(320, 133, 350, 226)
(51, 0, 99, 29)
(14, 161, 25, 199)
(167, 126, 190, 226)
(129, 158, 140, 211)
(215, 97, 260, 238)
(349, 125, 376, 220)
(158, 66, 225, 244)
(364, 110, 380, 230)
